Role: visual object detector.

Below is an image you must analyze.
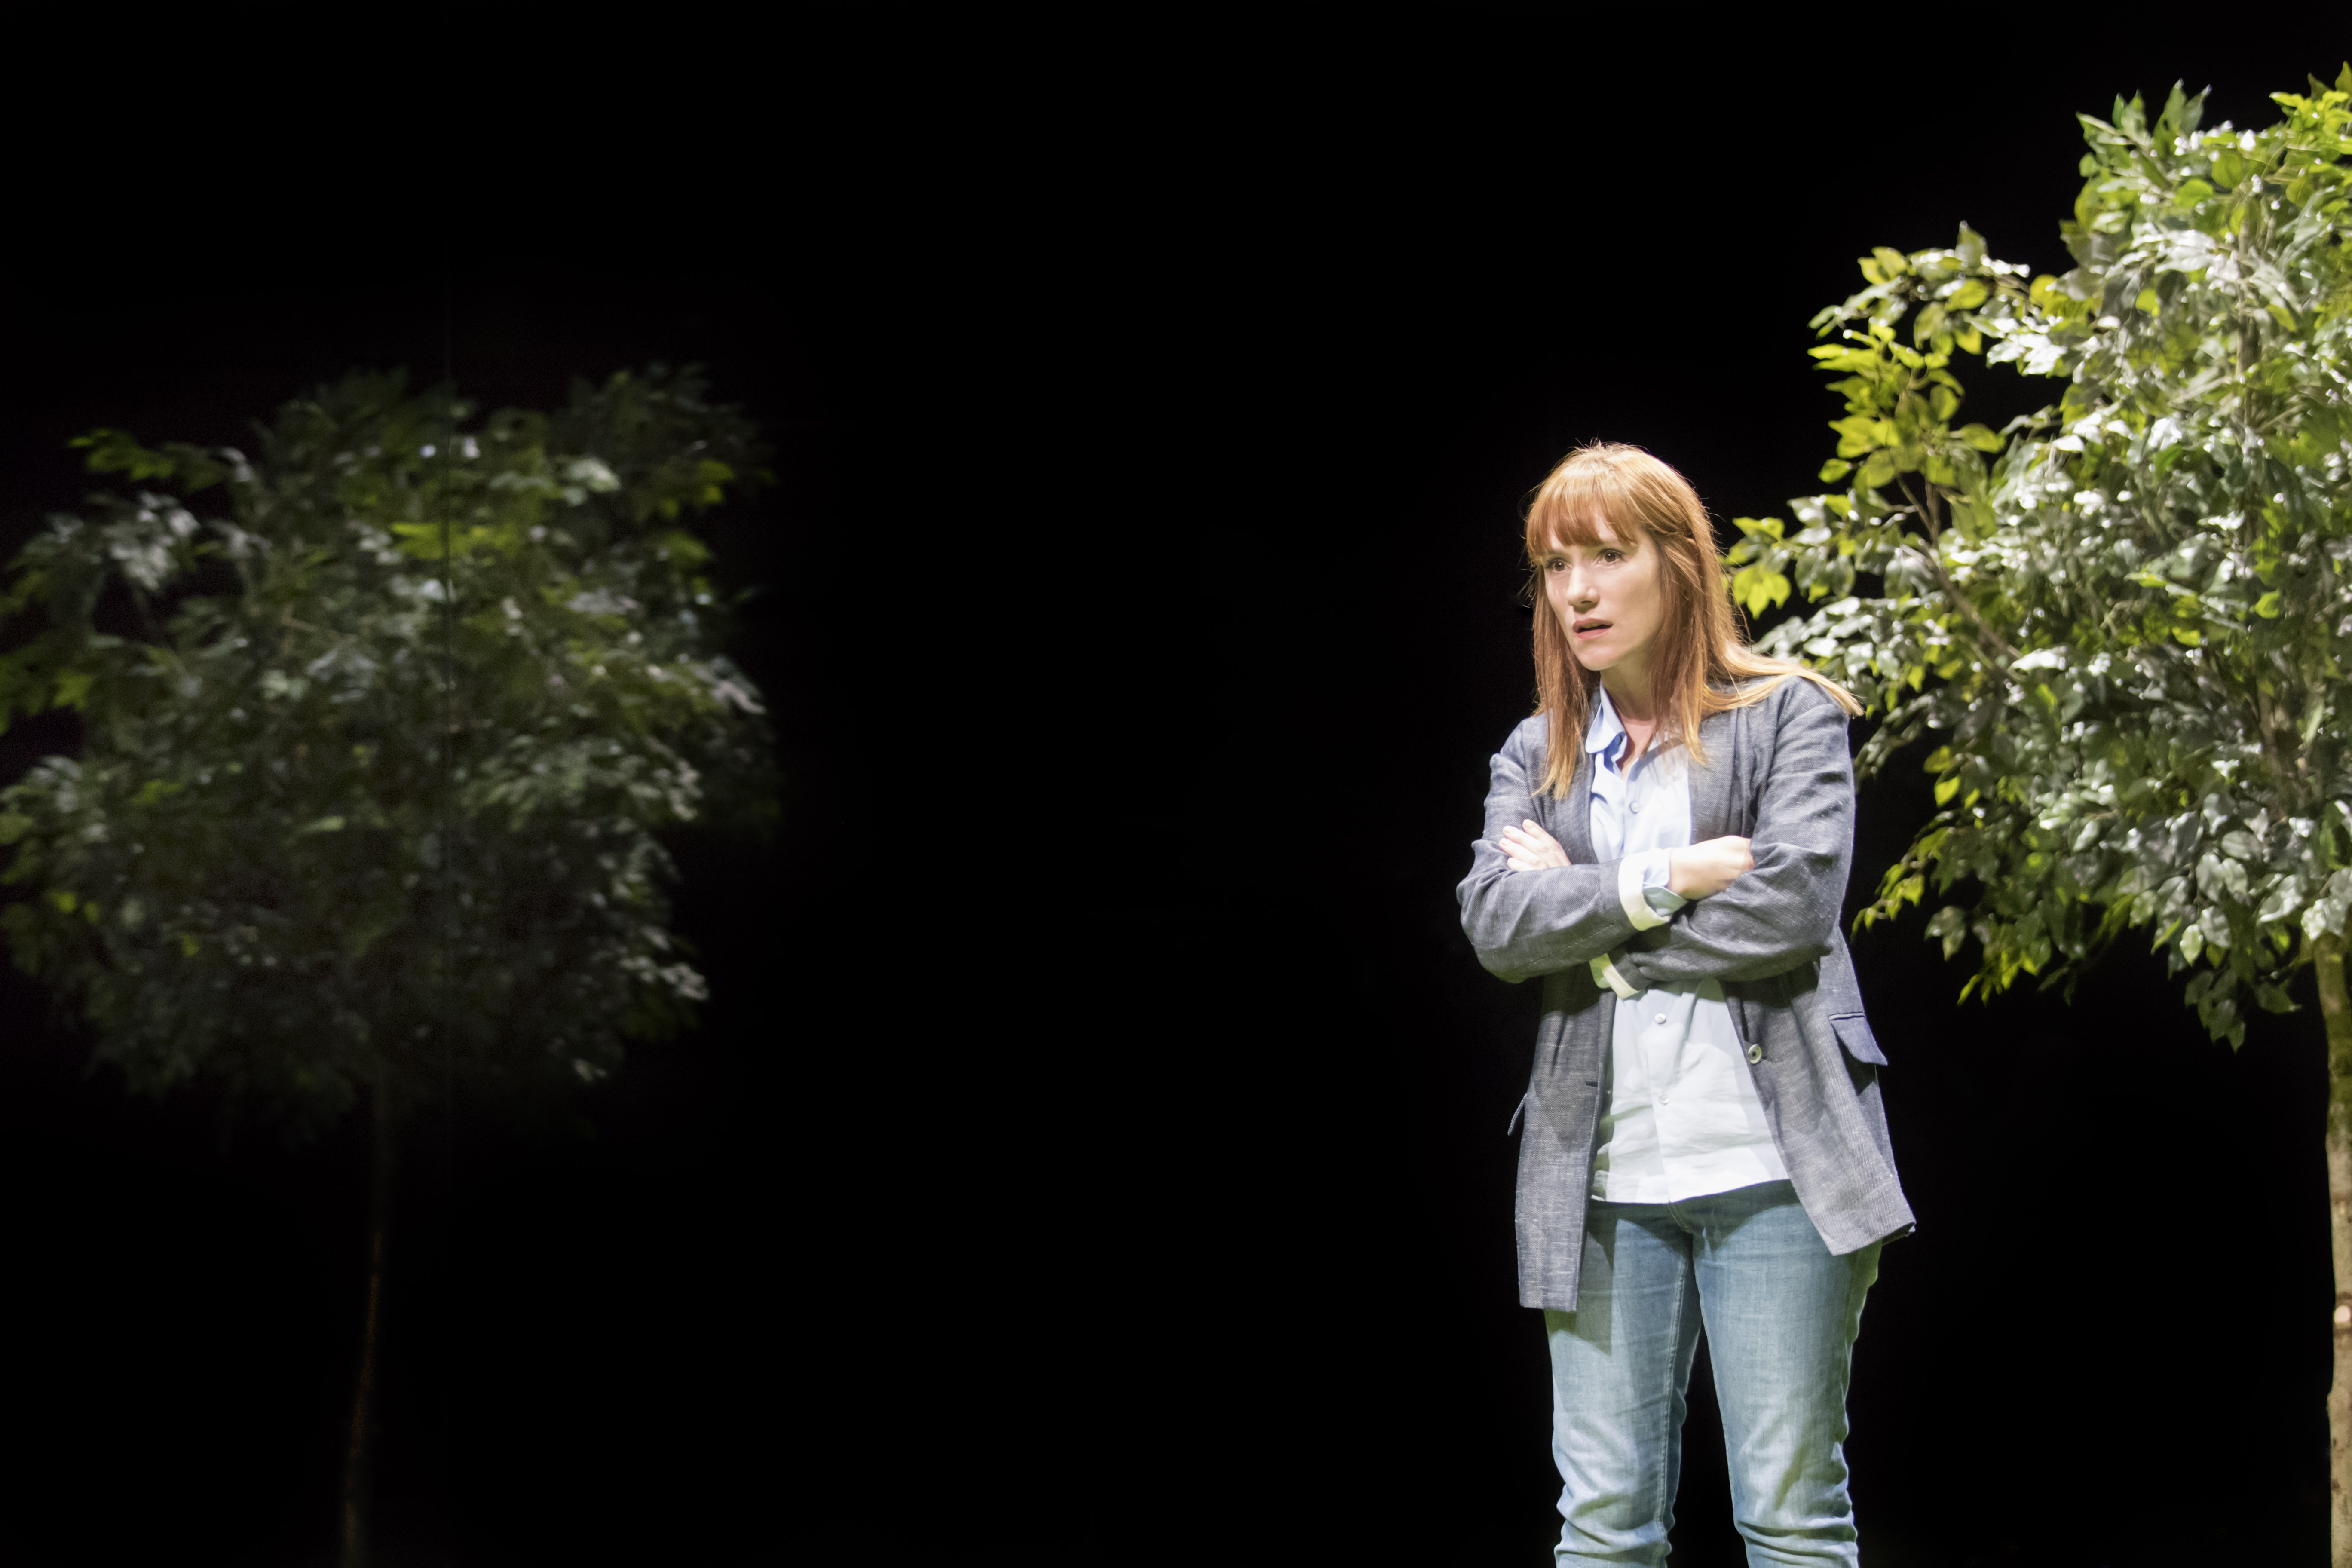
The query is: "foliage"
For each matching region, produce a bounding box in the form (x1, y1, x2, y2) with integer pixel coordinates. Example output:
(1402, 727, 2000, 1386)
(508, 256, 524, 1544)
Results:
(1726, 70, 2352, 1046)
(0, 367, 775, 1132)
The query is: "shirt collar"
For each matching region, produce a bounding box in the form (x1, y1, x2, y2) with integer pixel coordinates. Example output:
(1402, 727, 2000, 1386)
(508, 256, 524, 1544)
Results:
(1584, 684, 1626, 761)
(1586, 686, 1686, 782)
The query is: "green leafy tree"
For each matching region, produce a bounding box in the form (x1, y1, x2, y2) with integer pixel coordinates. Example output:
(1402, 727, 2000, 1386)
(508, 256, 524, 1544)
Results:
(0, 367, 775, 1565)
(1726, 72, 2352, 1558)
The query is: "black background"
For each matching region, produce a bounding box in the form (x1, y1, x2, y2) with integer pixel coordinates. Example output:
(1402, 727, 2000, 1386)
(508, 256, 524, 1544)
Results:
(0, 10, 2345, 1566)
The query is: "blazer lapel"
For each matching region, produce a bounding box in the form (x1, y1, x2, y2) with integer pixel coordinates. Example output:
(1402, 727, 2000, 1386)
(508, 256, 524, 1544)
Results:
(1551, 720, 1599, 864)
(1687, 705, 1741, 841)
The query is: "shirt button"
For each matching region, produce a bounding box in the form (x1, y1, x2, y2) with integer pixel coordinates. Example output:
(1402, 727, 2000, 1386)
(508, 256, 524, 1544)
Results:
(1746, 1044, 1764, 1064)
(1658, 1092, 1670, 1104)
(1629, 800, 1642, 813)
(1653, 1012, 1667, 1024)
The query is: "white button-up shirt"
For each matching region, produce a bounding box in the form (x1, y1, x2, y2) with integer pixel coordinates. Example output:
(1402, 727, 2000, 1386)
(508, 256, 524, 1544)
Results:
(1581, 686, 1787, 1204)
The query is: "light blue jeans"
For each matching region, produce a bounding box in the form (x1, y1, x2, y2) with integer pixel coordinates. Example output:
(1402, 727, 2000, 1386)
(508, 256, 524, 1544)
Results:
(1541, 1180, 1879, 1566)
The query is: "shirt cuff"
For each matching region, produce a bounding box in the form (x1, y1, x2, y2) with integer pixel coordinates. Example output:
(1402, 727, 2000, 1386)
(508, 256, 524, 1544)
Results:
(1617, 849, 1678, 930)
(1590, 950, 1641, 1000)
(1641, 854, 1688, 919)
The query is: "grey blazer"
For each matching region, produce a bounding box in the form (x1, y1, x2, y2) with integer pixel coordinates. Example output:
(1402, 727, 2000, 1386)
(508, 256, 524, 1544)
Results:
(1456, 677, 1915, 1311)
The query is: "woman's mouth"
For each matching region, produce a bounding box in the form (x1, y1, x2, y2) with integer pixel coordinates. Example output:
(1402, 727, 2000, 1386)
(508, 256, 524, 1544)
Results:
(1573, 619, 1611, 641)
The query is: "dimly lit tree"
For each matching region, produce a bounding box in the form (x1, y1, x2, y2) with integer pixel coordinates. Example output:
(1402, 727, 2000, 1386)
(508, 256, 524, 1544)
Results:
(1727, 75, 2352, 1559)
(0, 367, 775, 1565)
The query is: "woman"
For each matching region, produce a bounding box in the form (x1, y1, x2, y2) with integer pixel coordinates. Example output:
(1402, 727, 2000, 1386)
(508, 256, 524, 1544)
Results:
(1456, 443, 1913, 1566)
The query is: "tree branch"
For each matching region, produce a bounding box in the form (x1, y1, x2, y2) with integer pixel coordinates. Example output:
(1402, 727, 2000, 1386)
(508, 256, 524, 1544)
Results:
(1895, 472, 2018, 663)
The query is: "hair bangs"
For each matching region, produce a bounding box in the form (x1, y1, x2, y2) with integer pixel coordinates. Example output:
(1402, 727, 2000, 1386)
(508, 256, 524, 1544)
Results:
(1523, 457, 1654, 562)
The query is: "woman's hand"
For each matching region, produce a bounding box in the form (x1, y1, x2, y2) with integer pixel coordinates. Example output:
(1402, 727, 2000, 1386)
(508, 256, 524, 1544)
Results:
(1667, 836, 1754, 900)
(1501, 819, 1569, 872)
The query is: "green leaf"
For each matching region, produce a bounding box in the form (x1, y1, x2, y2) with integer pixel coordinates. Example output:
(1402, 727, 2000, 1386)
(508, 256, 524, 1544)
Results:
(1955, 423, 2002, 452)
(388, 522, 448, 560)
(1829, 416, 1882, 458)
(2255, 591, 2282, 619)
(68, 429, 176, 481)
(1732, 564, 1792, 616)
(1926, 905, 1969, 959)
(1817, 459, 1852, 484)
(658, 531, 712, 569)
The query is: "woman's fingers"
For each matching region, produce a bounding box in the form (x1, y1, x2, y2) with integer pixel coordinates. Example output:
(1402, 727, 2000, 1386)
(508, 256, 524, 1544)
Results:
(1499, 821, 1568, 870)
(1498, 819, 1571, 872)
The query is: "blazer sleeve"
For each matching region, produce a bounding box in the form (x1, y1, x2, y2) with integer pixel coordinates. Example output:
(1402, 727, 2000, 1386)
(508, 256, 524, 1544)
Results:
(1456, 718, 1644, 985)
(1616, 681, 1855, 989)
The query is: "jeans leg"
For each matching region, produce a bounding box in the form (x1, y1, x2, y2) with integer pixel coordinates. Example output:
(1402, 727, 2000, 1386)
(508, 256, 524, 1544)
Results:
(1684, 1181, 1879, 1568)
(1542, 1201, 1703, 1566)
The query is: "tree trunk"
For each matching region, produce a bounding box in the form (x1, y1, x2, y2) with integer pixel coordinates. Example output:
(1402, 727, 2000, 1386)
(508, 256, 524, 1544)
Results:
(341, 1085, 396, 1568)
(2315, 934, 2352, 1567)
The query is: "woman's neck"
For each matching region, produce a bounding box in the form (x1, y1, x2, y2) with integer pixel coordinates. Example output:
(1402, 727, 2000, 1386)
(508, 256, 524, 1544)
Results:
(1602, 665, 1659, 728)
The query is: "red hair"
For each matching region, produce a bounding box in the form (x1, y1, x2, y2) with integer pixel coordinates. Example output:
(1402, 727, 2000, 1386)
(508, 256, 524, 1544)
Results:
(1525, 442, 1858, 794)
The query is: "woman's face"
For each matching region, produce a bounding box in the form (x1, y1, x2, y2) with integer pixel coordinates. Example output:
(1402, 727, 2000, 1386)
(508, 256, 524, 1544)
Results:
(1540, 514, 1666, 692)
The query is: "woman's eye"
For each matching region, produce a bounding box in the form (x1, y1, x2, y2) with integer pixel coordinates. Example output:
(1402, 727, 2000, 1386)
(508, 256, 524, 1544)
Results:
(1600, 549, 1624, 563)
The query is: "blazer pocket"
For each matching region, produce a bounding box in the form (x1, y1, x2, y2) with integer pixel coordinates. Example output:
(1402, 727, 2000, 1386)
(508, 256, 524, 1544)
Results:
(1829, 1012, 1887, 1066)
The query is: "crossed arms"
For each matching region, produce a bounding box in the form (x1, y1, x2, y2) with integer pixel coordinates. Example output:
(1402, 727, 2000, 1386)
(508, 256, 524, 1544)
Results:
(1455, 683, 1856, 989)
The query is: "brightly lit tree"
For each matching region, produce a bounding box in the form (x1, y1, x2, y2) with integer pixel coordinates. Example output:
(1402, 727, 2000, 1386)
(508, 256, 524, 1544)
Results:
(1725, 74, 2352, 1559)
